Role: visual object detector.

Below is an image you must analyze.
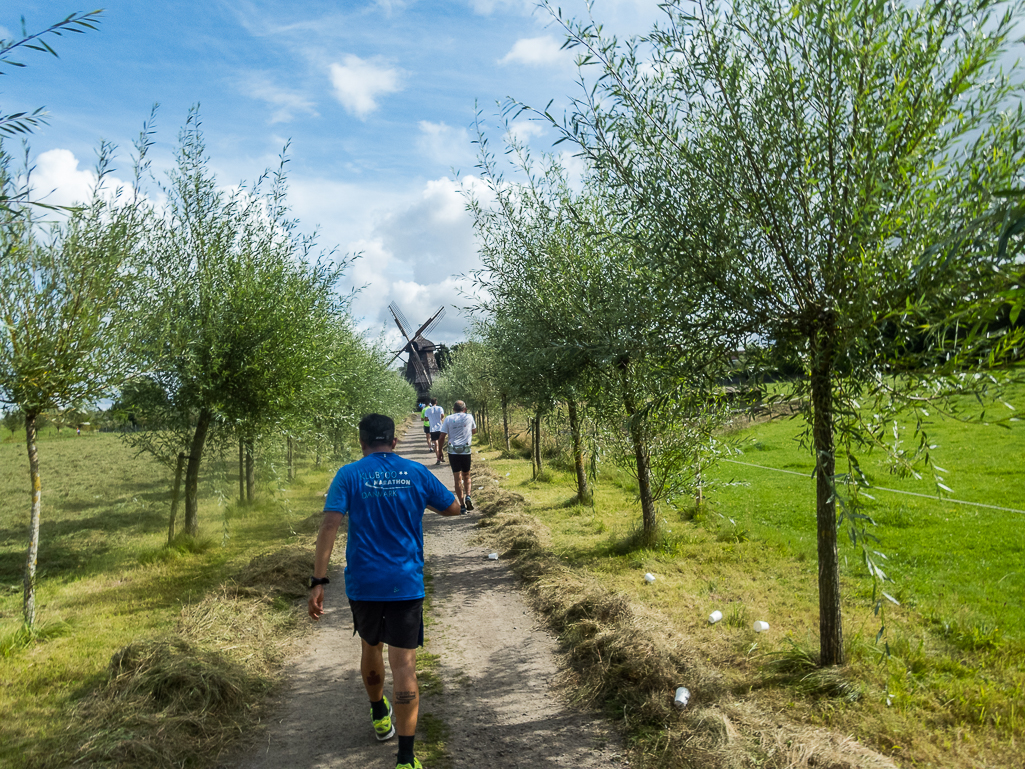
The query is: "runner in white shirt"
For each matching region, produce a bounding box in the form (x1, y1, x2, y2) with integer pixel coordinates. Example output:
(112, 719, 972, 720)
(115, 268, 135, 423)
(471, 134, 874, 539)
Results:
(438, 400, 478, 513)
(423, 398, 445, 464)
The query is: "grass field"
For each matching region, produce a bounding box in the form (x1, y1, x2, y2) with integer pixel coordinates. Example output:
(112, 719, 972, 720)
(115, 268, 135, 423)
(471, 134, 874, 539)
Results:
(1, 400, 1022, 768)
(477, 390, 1024, 769)
(0, 429, 339, 768)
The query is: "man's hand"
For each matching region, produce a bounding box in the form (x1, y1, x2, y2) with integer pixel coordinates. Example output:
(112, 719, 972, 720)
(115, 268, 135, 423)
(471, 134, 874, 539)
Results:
(308, 585, 326, 620)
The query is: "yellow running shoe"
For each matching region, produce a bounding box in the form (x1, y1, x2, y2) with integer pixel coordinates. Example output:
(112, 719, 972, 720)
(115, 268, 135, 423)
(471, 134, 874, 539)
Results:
(396, 759, 422, 769)
(372, 696, 395, 741)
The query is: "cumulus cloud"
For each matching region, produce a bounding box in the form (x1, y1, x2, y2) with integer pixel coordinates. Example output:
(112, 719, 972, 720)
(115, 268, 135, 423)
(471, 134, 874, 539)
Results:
(329, 54, 402, 118)
(243, 73, 318, 123)
(416, 121, 474, 168)
(28, 149, 96, 208)
(507, 120, 546, 143)
(373, 176, 481, 286)
(500, 35, 570, 68)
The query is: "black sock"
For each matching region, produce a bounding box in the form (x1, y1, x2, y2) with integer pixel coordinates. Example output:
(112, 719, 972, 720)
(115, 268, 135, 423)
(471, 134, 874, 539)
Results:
(397, 735, 415, 765)
(371, 698, 388, 720)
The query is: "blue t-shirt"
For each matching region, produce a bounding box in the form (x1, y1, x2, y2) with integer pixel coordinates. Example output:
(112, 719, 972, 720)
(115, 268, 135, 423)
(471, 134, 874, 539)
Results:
(323, 451, 455, 601)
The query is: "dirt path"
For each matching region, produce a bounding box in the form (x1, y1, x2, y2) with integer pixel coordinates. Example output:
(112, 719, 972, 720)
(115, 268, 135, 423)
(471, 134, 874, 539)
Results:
(226, 425, 626, 769)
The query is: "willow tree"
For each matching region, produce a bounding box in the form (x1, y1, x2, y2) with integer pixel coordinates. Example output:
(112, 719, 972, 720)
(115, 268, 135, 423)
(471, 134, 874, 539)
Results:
(468, 130, 730, 521)
(0, 142, 147, 626)
(551, 0, 1025, 665)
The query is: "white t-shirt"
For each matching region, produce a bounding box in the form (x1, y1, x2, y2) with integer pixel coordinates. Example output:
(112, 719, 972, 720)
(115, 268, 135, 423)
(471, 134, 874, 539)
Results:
(424, 405, 445, 432)
(440, 412, 476, 451)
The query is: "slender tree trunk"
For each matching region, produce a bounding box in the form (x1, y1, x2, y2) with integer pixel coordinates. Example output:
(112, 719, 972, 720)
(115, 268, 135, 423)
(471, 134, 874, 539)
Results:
(620, 366, 657, 539)
(532, 410, 544, 479)
(184, 408, 213, 537)
(23, 412, 41, 627)
(568, 399, 590, 504)
(169, 452, 186, 545)
(245, 439, 255, 502)
(695, 449, 704, 506)
(287, 436, 294, 481)
(238, 438, 245, 503)
(811, 329, 844, 667)
(502, 393, 510, 452)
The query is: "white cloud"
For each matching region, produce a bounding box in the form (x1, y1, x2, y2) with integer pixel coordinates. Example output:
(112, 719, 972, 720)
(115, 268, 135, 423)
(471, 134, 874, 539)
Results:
(416, 121, 475, 168)
(557, 150, 588, 190)
(499, 35, 570, 68)
(243, 73, 318, 124)
(373, 176, 480, 287)
(29, 149, 97, 208)
(467, 0, 536, 15)
(507, 120, 546, 143)
(329, 54, 402, 118)
(291, 174, 487, 344)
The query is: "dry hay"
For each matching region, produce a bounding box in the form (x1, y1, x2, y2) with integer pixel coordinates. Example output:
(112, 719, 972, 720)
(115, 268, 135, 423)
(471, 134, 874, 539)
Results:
(226, 545, 314, 601)
(63, 638, 272, 769)
(470, 469, 526, 517)
(52, 549, 314, 769)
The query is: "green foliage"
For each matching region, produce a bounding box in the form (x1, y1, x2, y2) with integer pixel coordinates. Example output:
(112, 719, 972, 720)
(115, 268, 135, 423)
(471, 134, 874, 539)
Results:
(539, 0, 1025, 666)
(0, 139, 149, 418)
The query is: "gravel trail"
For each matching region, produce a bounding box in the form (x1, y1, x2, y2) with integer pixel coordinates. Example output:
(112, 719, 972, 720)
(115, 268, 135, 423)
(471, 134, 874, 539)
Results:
(226, 424, 625, 769)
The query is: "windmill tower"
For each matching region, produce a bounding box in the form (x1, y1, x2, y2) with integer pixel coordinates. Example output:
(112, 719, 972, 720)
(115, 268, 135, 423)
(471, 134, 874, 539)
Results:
(388, 302, 446, 402)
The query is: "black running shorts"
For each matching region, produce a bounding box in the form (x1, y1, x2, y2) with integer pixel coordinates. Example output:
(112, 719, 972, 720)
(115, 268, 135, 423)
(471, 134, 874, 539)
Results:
(448, 453, 471, 473)
(349, 598, 424, 648)
(423, 424, 430, 433)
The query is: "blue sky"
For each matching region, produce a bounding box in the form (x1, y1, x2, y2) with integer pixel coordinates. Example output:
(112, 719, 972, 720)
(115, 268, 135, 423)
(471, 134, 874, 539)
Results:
(1, 0, 660, 349)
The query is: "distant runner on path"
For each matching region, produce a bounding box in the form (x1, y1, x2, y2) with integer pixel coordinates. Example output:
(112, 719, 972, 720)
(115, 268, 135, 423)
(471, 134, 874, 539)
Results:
(423, 398, 446, 465)
(438, 400, 477, 514)
(420, 403, 432, 449)
(309, 413, 461, 769)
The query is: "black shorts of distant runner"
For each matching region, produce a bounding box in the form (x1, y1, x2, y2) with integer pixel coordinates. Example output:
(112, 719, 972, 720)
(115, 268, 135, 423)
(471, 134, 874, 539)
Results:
(423, 424, 430, 434)
(349, 598, 424, 649)
(448, 453, 471, 473)
(430, 431, 443, 442)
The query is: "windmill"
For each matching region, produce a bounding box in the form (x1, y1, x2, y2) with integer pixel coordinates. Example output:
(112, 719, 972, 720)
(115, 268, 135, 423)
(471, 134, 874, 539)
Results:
(388, 302, 446, 401)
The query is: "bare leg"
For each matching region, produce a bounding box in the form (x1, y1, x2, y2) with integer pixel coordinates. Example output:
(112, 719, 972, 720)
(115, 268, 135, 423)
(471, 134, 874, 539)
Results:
(389, 646, 419, 737)
(360, 639, 386, 701)
(460, 470, 472, 500)
(452, 469, 465, 506)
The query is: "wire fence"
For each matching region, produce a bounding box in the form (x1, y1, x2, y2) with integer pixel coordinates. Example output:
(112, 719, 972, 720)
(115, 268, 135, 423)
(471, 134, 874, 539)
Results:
(722, 458, 1025, 516)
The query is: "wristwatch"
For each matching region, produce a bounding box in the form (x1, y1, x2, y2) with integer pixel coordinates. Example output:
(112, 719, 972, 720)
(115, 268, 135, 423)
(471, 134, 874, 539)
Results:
(308, 576, 330, 588)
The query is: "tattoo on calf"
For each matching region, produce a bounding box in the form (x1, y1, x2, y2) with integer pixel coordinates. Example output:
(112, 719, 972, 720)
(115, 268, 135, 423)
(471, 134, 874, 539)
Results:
(395, 690, 417, 705)
(366, 670, 382, 686)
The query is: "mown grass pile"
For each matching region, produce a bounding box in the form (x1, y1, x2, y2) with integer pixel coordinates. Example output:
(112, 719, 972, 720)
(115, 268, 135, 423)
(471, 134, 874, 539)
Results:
(0, 431, 336, 769)
(54, 548, 312, 769)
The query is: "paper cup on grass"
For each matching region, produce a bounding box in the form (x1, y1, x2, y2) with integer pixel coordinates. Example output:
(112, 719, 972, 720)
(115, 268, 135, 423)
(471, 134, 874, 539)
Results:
(643, 572, 656, 583)
(753, 620, 770, 633)
(674, 687, 691, 709)
(709, 610, 723, 624)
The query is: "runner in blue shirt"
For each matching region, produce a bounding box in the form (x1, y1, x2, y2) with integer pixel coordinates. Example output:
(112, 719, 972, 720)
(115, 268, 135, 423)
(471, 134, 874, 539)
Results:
(309, 413, 460, 769)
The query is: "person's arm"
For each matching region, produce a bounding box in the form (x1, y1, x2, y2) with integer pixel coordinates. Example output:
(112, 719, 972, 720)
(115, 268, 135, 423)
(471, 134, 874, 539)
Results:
(308, 511, 344, 620)
(427, 498, 462, 516)
(437, 430, 447, 451)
